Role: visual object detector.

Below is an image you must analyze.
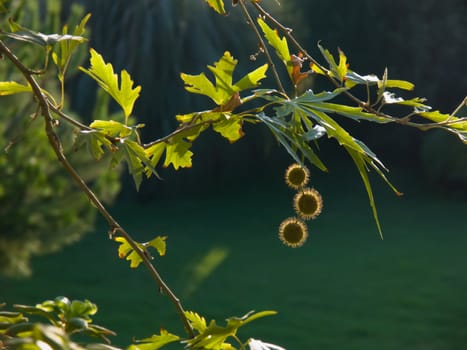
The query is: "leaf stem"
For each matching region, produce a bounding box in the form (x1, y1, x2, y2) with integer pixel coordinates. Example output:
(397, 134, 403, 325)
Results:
(0, 39, 194, 338)
(238, 0, 287, 96)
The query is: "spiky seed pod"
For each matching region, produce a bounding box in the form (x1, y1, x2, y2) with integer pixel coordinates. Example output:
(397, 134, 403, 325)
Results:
(293, 188, 323, 220)
(278, 217, 308, 248)
(284, 163, 310, 190)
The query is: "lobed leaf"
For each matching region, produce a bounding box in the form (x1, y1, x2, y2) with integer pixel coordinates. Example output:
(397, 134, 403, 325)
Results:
(163, 137, 193, 170)
(90, 120, 133, 138)
(128, 329, 180, 350)
(257, 17, 292, 77)
(80, 49, 141, 122)
(212, 115, 244, 143)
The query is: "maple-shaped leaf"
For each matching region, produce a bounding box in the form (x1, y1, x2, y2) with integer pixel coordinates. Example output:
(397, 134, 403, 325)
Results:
(80, 49, 141, 123)
(212, 115, 245, 143)
(257, 18, 293, 78)
(163, 137, 194, 170)
(181, 51, 268, 109)
(129, 329, 180, 350)
(114, 236, 166, 269)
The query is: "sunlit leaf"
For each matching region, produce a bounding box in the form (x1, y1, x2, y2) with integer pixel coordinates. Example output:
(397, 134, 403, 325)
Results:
(185, 310, 276, 350)
(80, 49, 141, 122)
(185, 311, 207, 333)
(128, 329, 180, 350)
(345, 147, 383, 239)
(382, 92, 430, 110)
(212, 116, 244, 142)
(115, 236, 166, 269)
(163, 137, 193, 170)
(144, 236, 167, 257)
(257, 17, 293, 77)
(336, 48, 348, 82)
(53, 13, 91, 79)
(0, 81, 32, 95)
(90, 120, 133, 138)
(181, 52, 267, 109)
(384, 79, 414, 90)
(234, 63, 268, 92)
(204, 0, 226, 15)
(318, 43, 343, 82)
(145, 142, 166, 176)
(180, 72, 220, 104)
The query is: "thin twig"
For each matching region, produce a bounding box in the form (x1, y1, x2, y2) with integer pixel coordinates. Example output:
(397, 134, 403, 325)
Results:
(238, 0, 287, 95)
(0, 39, 194, 338)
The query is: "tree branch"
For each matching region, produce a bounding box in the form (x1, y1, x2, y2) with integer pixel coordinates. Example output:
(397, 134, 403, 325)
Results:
(0, 39, 194, 338)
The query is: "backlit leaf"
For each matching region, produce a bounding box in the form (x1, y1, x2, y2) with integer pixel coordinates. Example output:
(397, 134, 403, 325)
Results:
(129, 329, 180, 350)
(144, 236, 167, 257)
(234, 63, 269, 91)
(181, 52, 267, 108)
(384, 79, 414, 90)
(212, 116, 244, 142)
(90, 120, 132, 138)
(180, 72, 220, 104)
(80, 49, 141, 122)
(204, 0, 226, 15)
(257, 17, 292, 77)
(0, 81, 32, 95)
(163, 138, 193, 170)
(345, 147, 383, 239)
(185, 311, 207, 333)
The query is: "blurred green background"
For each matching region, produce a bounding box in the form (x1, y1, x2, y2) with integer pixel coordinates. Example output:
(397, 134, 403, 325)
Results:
(1, 0, 467, 349)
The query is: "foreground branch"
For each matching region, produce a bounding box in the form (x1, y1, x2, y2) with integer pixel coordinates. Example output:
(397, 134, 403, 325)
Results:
(0, 39, 194, 338)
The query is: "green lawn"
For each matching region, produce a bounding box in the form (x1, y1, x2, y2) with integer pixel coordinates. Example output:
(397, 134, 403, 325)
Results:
(1, 166, 467, 350)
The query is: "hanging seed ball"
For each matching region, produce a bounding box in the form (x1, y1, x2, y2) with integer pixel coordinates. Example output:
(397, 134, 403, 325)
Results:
(293, 187, 323, 220)
(278, 217, 308, 248)
(284, 163, 310, 189)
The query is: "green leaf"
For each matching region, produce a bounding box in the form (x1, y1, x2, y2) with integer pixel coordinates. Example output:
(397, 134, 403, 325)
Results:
(345, 147, 383, 239)
(384, 79, 414, 90)
(180, 72, 220, 104)
(318, 43, 343, 82)
(185, 310, 276, 350)
(204, 0, 226, 15)
(120, 140, 160, 189)
(185, 311, 207, 333)
(128, 329, 180, 350)
(114, 235, 167, 269)
(80, 49, 141, 122)
(78, 130, 115, 160)
(0, 81, 32, 95)
(181, 52, 267, 108)
(419, 110, 467, 143)
(114, 237, 143, 269)
(212, 115, 244, 143)
(163, 138, 193, 170)
(382, 92, 430, 110)
(256, 112, 327, 172)
(145, 142, 166, 176)
(143, 236, 167, 257)
(3, 19, 86, 46)
(234, 63, 269, 92)
(336, 48, 349, 82)
(90, 120, 133, 138)
(53, 13, 91, 78)
(257, 17, 292, 77)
